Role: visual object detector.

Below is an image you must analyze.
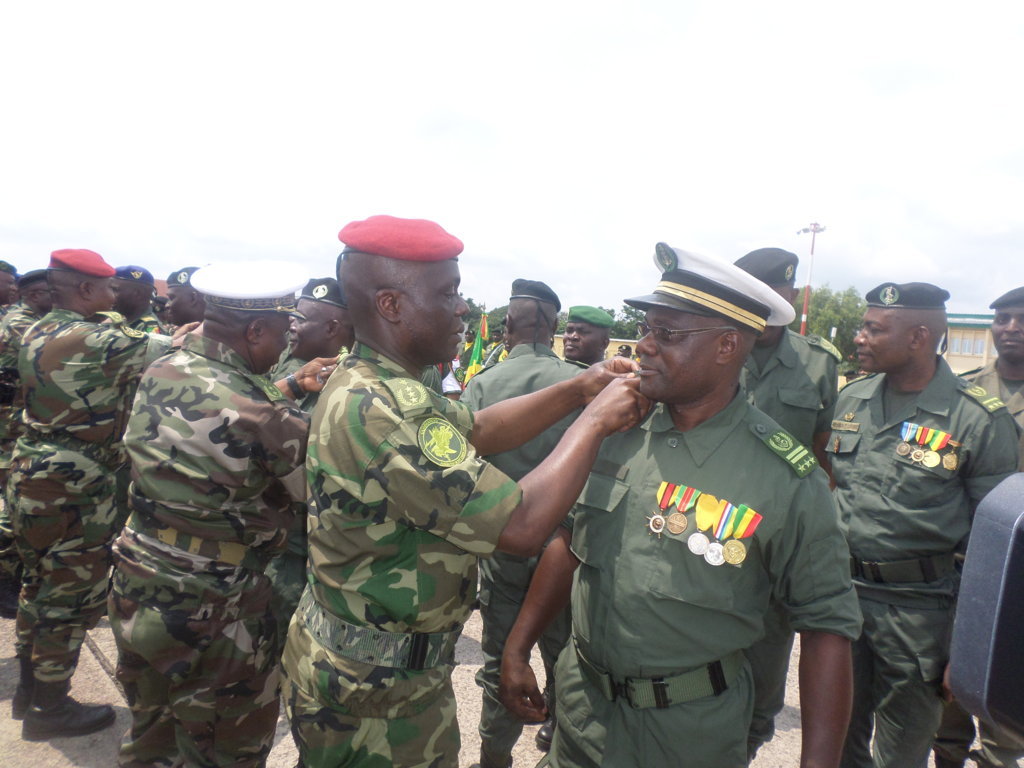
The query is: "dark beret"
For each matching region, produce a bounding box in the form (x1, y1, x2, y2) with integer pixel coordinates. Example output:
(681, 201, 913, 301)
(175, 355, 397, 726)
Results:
(0, 261, 17, 276)
(338, 215, 463, 261)
(865, 282, 949, 309)
(990, 286, 1024, 310)
(114, 265, 155, 285)
(167, 267, 200, 287)
(734, 248, 799, 286)
(510, 279, 561, 311)
(17, 269, 48, 288)
(300, 277, 347, 308)
(49, 249, 115, 277)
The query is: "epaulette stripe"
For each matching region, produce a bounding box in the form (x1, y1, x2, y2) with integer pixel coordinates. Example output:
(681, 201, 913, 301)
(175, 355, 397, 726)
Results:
(961, 384, 1006, 413)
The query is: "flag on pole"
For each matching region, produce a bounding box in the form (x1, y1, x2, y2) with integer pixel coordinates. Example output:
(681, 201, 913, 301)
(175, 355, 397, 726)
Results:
(463, 314, 488, 383)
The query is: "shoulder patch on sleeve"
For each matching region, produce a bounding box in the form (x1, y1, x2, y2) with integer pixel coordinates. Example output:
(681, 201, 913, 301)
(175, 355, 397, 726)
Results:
(754, 424, 819, 477)
(807, 334, 843, 362)
(959, 382, 1006, 413)
(383, 377, 434, 417)
(417, 417, 468, 467)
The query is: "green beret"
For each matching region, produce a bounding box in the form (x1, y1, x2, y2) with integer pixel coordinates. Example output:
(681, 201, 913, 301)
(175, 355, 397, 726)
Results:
(567, 306, 614, 328)
(734, 248, 799, 286)
(865, 282, 949, 309)
(0, 261, 18, 276)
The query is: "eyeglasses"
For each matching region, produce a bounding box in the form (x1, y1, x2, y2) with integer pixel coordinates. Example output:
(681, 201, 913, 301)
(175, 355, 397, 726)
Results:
(636, 322, 736, 344)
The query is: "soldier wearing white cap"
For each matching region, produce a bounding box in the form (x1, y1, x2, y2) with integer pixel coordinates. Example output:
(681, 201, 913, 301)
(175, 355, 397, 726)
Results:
(108, 262, 340, 767)
(500, 243, 862, 768)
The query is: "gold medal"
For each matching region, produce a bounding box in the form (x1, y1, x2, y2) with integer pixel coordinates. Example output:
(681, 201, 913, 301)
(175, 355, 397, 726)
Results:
(666, 512, 688, 535)
(943, 452, 959, 471)
(910, 448, 925, 464)
(704, 542, 725, 567)
(647, 513, 666, 537)
(922, 450, 940, 468)
(723, 539, 747, 565)
(896, 442, 911, 456)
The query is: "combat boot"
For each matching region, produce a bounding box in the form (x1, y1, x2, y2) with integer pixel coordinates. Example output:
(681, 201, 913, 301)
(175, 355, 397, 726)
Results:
(535, 717, 554, 751)
(21, 679, 115, 741)
(11, 655, 33, 720)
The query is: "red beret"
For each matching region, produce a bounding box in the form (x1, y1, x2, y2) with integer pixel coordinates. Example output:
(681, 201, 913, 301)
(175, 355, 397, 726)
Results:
(49, 249, 116, 277)
(338, 215, 463, 261)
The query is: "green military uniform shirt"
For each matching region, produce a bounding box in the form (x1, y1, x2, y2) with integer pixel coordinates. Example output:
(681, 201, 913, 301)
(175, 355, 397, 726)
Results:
(829, 358, 1020, 605)
(462, 343, 581, 480)
(554, 395, 861, 767)
(967, 361, 1024, 471)
(128, 312, 167, 336)
(0, 304, 41, 464)
(741, 329, 840, 448)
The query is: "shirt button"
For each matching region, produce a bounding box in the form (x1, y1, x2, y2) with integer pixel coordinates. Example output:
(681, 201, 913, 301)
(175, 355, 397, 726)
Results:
(667, 437, 679, 448)
(755, 424, 767, 434)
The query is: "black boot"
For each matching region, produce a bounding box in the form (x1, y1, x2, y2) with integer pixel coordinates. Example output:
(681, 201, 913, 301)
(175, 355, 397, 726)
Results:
(0, 570, 20, 619)
(469, 745, 513, 768)
(535, 717, 554, 752)
(11, 655, 33, 720)
(21, 679, 115, 741)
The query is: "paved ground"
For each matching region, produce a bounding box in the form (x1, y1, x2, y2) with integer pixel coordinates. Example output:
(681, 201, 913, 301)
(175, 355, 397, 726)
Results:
(0, 610, 935, 767)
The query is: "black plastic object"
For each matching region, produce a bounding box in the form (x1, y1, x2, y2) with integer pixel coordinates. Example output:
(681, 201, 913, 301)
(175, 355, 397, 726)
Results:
(949, 473, 1024, 739)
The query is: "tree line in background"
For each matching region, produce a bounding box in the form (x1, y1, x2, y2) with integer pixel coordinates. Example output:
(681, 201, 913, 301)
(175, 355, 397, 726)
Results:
(462, 284, 866, 368)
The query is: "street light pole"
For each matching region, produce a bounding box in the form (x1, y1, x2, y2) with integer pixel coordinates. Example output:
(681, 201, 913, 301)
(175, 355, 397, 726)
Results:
(796, 222, 825, 335)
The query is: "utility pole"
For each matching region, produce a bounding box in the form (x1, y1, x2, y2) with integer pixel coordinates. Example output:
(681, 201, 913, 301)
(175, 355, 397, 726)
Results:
(796, 222, 825, 335)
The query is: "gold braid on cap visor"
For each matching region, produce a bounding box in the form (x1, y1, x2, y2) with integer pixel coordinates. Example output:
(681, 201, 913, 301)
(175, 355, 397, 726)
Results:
(203, 294, 297, 313)
(653, 281, 767, 332)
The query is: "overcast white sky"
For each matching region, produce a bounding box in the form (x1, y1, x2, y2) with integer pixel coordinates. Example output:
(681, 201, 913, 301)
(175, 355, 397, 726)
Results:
(2, 2, 1021, 315)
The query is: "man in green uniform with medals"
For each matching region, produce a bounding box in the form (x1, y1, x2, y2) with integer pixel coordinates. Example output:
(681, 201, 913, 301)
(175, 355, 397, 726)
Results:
(500, 244, 862, 768)
(827, 282, 1020, 768)
(932, 285, 1024, 768)
(734, 247, 843, 758)
(281, 215, 650, 768)
(562, 306, 614, 368)
(462, 278, 581, 767)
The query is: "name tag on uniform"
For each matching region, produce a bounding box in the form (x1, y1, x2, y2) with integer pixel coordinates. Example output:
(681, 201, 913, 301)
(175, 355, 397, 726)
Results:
(831, 420, 860, 432)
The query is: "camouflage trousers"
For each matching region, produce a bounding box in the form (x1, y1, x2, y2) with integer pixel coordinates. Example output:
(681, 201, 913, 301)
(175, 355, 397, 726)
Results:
(840, 597, 950, 768)
(8, 445, 128, 682)
(265, 526, 307, 660)
(0, 465, 20, 580)
(282, 611, 460, 768)
(109, 534, 281, 768)
(744, 599, 795, 759)
(476, 551, 570, 761)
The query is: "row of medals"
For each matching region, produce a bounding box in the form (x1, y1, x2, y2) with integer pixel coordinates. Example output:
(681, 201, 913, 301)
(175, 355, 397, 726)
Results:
(646, 508, 747, 567)
(895, 440, 959, 470)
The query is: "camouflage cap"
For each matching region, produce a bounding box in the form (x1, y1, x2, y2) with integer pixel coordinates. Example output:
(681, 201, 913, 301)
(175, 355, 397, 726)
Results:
(734, 247, 799, 287)
(191, 261, 308, 313)
(866, 282, 949, 309)
(114, 265, 155, 285)
(299, 277, 347, 308)
(167, 266, 201, 287)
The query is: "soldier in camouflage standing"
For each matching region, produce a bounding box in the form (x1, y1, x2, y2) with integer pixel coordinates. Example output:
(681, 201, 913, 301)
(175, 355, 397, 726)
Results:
(733, 247, 842, 759)
(108, 261, 338, 767)
(281, 215, 648, 768)
(462, 278, 581, 768)
(266, 276, 353, 655)
(113, 265, 167, 334)
(8, 248, 172, 741)
(0, 269, 51, 619)
(0, 260, 19, 317)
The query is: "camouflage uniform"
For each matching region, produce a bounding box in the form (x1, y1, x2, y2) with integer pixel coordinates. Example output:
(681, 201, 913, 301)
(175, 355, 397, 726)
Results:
(739, 329, 840, 757)
(108, 331, 309, 767)
(7, 308, 169, 684)
(0, 304, 42, 580)
(461, 343, 579, 763)
(127, 311, 167, 335)
(282, 342, 521, 768)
